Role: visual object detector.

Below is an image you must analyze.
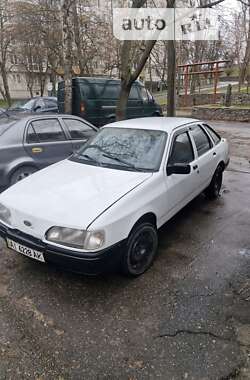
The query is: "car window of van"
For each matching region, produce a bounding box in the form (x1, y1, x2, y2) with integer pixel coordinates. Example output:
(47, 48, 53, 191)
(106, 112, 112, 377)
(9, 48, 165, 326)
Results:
(129, 86, 139, 99)
(140, 87, 149, 102)
(28, 119, 66, 143)
(94, 84, 120, 99)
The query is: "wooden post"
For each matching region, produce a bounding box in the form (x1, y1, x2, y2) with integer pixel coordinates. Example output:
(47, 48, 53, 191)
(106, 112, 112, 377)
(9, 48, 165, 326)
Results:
(213, 62, 219, 104)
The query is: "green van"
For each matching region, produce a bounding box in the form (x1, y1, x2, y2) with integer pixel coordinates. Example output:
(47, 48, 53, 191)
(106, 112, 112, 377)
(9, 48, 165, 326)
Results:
(58, 77, 162, 127)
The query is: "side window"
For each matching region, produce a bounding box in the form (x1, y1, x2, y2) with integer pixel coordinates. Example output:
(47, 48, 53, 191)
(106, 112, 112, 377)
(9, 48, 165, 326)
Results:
(95, 84, 120, 99)
(140, 87, 149, 102)
(63, 119, 95, 140)
(190, 125, 211, 157)
(147, 90, 154, 102)
(169, 132, 194, 164)
(44, 99, 57, 109)
(28, 119, 66, 143)
(202, 124, 221, 145)
(27, 125, 39, 144)
(129, 86, 139, 99)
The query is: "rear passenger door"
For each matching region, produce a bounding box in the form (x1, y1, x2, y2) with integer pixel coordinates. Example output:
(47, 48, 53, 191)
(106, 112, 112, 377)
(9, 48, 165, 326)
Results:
(24, 118, 73, 168)
(62, 118, 96, 151)
(189, 124, 217, 191)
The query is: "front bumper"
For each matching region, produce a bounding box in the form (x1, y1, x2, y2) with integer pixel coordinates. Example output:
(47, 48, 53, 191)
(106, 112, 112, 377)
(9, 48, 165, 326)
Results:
(0, 222, 125, 275)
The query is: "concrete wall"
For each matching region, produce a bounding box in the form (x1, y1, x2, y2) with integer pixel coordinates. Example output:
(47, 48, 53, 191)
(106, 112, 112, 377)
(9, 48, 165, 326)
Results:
(177, 93, 224, 107)
(192, 106, 250, 122)
(221, 93, 250, 106)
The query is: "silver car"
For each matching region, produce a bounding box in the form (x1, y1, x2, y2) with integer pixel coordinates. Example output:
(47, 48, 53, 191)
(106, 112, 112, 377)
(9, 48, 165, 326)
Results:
(0, 114, 97, 190)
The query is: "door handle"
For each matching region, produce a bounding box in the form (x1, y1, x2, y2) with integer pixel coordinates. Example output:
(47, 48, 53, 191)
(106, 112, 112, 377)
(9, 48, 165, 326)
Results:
(193, 164, 198, 170)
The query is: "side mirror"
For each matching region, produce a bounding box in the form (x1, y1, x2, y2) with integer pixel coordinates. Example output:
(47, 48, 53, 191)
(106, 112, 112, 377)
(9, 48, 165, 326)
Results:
(34, 105, 41, 112)
(167, 163, 191, 176)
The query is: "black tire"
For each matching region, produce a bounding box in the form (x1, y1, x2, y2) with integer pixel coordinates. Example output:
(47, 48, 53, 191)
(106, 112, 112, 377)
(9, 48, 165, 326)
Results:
(121, 222, 158, 277)
(205, 166, 223, 200)
(10, 166, 37, 186)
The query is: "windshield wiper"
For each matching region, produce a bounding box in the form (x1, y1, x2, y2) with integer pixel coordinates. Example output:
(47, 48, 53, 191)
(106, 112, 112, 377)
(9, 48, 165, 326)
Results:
(101, 153, 138, 170)
(74, 152, 102, 166)
(84, 144, 147, 171)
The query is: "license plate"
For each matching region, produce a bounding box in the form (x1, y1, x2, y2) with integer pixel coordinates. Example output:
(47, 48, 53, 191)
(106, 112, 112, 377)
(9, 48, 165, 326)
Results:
(6, 238, 45, 263)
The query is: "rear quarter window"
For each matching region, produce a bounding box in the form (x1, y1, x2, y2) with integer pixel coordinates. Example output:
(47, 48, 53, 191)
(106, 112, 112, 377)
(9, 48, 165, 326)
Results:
(190, 125, 212, 157)
(202, 124, 221, 145)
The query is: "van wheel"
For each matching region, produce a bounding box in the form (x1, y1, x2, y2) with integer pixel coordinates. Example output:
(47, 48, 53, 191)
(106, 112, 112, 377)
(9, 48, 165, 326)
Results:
(121, 223, 158, 277)
(205, 166, 223, 200)
(10, 166, 37, 186)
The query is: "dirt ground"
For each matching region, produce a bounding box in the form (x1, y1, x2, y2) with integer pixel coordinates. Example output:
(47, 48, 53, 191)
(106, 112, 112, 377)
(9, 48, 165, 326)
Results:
(0, 120, 249, 380)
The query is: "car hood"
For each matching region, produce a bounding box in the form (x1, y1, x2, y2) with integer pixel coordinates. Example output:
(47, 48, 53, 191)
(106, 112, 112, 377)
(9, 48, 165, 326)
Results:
(0, 160, 152, 238)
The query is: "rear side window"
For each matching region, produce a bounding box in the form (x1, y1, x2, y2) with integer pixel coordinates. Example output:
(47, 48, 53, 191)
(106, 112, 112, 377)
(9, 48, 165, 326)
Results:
(140, 87, 149, 102)
(202, 124, 221, 145)
(129, 86, 139, 99)
(169, 132, 194, 164)
(190, 125, 211, 157)
(94, 84, 120, 99)
(27, 119, 66, 143)
(44, 99, 57, 109)
(63, 119, 95, 140)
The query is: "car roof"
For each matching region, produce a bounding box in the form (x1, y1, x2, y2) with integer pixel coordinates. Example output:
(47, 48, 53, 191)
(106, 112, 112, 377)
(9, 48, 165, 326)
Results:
(72, 77, 142, 86)
(0, 113, 97, 130)
(29, 96, 57, 101)
(103, 117, 201, 133)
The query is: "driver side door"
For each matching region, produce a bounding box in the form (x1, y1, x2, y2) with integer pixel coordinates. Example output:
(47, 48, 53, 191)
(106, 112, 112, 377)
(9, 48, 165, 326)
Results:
(164, 129, 200, 220)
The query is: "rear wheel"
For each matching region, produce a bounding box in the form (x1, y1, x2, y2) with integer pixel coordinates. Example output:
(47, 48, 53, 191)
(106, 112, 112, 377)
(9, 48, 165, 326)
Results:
(121, 223, 158, 277)
(205, 166, 223, 200)
(10, 166, 37, 186)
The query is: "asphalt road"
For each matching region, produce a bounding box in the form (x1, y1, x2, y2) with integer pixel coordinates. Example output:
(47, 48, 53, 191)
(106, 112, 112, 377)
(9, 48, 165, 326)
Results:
(0, 121, 249, 380)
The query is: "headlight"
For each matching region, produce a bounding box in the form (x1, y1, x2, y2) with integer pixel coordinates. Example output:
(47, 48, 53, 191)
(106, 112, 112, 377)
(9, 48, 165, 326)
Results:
(46, 227, 105, 251)
(0, 203, 11, 225)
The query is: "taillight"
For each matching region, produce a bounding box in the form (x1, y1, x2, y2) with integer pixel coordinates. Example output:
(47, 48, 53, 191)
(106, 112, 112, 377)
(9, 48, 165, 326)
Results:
(80, 102, 85, 113)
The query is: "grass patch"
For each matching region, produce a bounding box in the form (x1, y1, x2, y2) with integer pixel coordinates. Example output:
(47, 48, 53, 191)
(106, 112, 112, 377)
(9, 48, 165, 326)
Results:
(0, 100, 8, 108)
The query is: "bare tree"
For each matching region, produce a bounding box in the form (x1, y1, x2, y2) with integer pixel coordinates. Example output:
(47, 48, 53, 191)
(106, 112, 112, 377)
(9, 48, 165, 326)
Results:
(116, 0, 158, 121)
(61, 0, 74, 113)
(238, 1, 250, 90)
(0, 0, 12, 106)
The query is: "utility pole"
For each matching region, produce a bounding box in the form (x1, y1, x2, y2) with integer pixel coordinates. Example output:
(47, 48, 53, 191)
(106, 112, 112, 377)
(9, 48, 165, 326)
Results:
(167, 0, 176, 117)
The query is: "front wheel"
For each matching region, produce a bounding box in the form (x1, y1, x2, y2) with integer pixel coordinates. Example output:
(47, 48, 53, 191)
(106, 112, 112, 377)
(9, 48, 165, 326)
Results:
(10, 166, 37, 186)
(121, 223, 158, 277)
(205, 166, 223, 200)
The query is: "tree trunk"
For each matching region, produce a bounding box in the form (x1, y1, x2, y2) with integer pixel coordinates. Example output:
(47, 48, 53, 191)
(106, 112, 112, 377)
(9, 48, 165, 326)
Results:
(62, 0, 73, 114)
(239, 7, 250, 90)
(1, 65, 11, 106)
(116, 82, 131, 121)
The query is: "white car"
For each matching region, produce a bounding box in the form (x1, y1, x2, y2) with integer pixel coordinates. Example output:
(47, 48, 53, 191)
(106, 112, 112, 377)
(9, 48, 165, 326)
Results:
(0, 118, 229, 276)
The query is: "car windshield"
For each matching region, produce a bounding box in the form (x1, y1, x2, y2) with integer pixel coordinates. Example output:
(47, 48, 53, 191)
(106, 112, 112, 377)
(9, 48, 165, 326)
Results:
(70, 127, 167, 172)
(9, 99, 35, 110)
